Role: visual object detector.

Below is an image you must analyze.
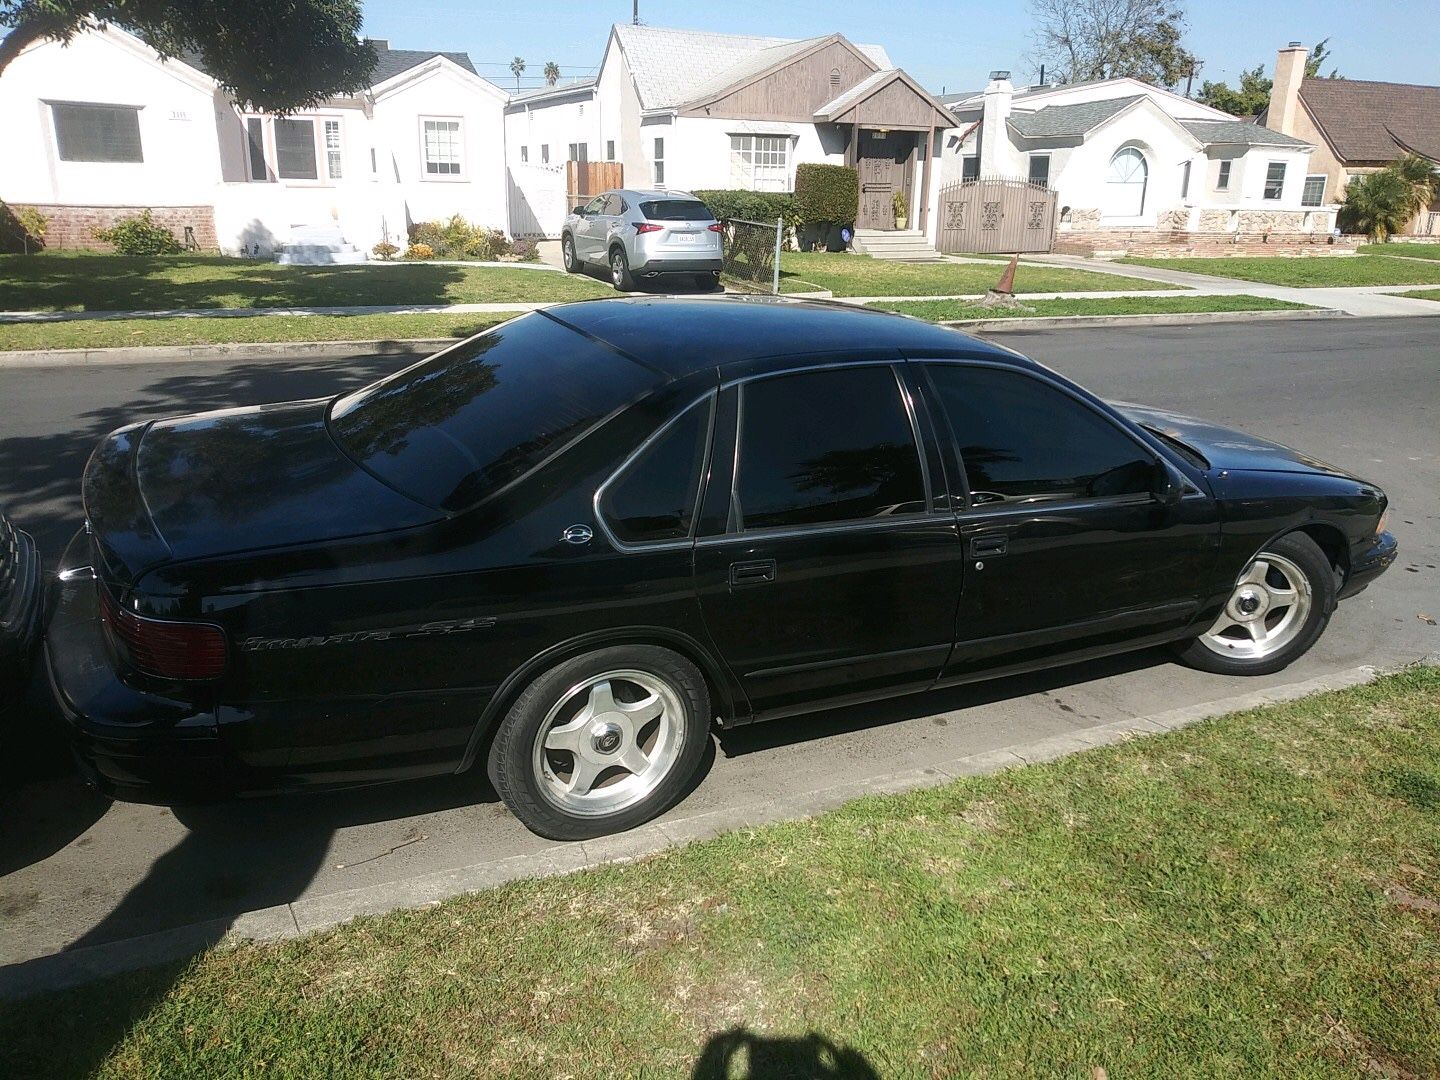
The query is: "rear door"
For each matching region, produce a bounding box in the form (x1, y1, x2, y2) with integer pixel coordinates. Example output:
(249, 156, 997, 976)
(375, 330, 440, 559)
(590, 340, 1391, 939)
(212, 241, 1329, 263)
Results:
(920, 361, 1220, 681)
(693, 362, 964, 720)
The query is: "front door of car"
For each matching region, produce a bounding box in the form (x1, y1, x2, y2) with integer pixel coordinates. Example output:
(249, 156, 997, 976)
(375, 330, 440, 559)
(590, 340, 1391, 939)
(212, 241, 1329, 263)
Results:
(693, 363, 964, 720)
(576, 194, 609, 261)
(920, 361, 1221, 682)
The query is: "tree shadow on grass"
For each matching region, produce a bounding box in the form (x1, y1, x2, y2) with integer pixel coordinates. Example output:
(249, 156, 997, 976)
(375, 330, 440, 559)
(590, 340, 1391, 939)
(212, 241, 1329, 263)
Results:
(693, 1028, 880, 1079)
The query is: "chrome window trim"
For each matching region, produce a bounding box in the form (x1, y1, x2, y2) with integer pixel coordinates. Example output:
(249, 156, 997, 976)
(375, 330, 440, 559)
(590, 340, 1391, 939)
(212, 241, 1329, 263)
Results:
(592, 391, 718, 553)
(695, 513, 945, 549)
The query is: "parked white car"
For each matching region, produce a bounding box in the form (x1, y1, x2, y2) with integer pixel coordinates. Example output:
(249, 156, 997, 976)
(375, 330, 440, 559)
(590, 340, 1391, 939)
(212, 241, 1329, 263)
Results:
(561, 189, 724, 291)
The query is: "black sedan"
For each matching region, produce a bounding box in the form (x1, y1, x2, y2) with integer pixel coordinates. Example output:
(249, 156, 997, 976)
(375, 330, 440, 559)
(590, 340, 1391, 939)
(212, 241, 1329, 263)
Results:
(2, 505, 45, 715)
(46, 297, 1397, 839)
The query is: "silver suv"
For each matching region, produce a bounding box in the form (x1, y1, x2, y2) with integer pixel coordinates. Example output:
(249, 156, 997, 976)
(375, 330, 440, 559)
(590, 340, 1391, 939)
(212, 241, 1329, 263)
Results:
(561, 189, 723, 291)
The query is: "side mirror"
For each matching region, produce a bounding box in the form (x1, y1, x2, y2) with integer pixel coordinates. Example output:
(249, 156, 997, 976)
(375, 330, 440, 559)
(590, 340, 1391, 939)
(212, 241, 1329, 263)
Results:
(572, 204, 588, 216)
(1153, 464, 1184, 506)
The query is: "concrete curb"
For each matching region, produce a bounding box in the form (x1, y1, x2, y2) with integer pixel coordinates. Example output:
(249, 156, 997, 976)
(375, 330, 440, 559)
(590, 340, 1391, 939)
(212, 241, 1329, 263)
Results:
(0, 663, 1380, 1000)
(0, 307, 1358, 367)
(940, 308, 1349, 332)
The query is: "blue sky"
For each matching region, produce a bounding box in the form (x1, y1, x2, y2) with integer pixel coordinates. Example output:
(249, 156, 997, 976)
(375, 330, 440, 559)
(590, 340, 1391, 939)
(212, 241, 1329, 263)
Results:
(361, 0, 1439, 94)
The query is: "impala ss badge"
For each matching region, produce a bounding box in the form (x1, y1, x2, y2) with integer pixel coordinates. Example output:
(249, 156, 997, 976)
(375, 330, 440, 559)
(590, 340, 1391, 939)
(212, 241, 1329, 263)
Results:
(562, 524, 594, 545)
(240, 617, 496, 652)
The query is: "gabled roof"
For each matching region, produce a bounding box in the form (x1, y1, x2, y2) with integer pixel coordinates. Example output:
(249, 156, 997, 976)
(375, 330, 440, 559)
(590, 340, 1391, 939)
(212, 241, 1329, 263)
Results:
(1298, 77, 1440, 163)
(1181, 119, 1310, 149)
(609, 23, 891, 111)
(508, 77, 598, 108)
(372, 45, 477, 82)
(812, 68, 957, 128)
(1008, 95, 1143, 137)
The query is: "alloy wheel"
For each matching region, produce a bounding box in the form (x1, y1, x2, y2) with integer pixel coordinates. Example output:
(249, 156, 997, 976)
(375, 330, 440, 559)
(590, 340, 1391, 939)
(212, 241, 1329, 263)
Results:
(611, 251, 627, 288)
(531, 669, 686, 817)
(1198, 552, 1313, 660)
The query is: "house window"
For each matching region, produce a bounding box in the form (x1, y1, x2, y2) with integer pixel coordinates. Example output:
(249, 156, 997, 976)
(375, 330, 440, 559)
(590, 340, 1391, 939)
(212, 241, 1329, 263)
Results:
(653, 137, 665, 185)
(1180, 160, 1191, 199)
(1027, 153, 1050, 188)
(1263, 161, 1286, 201)
(520, 145, 528, 163)
(568, 142, 588, 164)
(51, 103, 143, 163)
(1106, 146, 1148, 217)
(422, 118, 463, 177)
(246, 117, 267, 181)
(274, 118, 318, 180)
(541, 144, 549, 164)
(324, 119, 343, 180)
(1216, 159, 1232, 190)
(606, 140, 615, 161)
(730, 134, 789, 192)
(961, 155, 979, 181)
(1301, 174, 1326, 207)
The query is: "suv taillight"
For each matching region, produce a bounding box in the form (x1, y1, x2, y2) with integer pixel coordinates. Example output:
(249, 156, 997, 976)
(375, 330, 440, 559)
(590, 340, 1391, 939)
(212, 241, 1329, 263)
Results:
(707, 223, 724, 232)
(99, 585, 228, 681)
(634, 223, 663, 234)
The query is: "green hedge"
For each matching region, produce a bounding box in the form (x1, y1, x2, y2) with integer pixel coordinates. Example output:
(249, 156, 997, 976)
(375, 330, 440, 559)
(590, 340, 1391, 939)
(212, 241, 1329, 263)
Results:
(692, 190, 798, 230)
(795, 163, 858, 226)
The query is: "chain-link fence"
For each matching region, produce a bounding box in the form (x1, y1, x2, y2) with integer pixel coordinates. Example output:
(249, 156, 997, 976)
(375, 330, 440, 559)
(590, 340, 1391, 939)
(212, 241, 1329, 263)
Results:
(720, 217, 782, 294)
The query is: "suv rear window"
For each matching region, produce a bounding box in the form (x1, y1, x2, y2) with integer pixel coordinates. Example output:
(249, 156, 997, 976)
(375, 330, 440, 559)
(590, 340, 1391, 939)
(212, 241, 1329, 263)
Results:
(329, 314, 662, 512)
(639, 200, 713, 221)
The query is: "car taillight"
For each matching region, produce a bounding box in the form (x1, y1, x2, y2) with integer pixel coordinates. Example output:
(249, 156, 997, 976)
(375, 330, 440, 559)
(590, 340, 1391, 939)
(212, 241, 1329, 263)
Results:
(634, 223, 663, 234)
(707, 223, 724, 232)
(99, 585, 228, 681)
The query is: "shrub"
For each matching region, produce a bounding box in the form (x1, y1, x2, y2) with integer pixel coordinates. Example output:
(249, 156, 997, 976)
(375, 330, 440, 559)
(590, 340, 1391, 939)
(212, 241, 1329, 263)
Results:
(794, 163, 859, 227)
(511, 238, 539, 262)
(693, 190, 799, 250)
(0, 202, 48, 254)
(94, 210, 182, 255)
(404, 242, 435, 260)
(1337, 154, 1440, 241)
(406, 216, 519, 260)
(372, 240, 399, 260)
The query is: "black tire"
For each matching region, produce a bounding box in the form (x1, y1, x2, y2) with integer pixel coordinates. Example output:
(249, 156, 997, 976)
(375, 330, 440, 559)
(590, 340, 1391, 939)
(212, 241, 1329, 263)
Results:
(609, 246, 635, 291)
(1173, 531, 1336, 677)
(560, 234, 580, 273)
(487, 645, 711, 840)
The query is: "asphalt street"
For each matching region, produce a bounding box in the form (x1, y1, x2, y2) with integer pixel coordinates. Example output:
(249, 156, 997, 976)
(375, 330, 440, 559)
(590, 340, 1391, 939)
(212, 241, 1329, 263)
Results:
(1, 315, 1437, 968)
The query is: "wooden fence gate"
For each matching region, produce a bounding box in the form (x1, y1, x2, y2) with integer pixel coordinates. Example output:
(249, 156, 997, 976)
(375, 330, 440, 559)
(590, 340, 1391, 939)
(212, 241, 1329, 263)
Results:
(567, 161, 623, 204)
(936, 178, 1057, 254)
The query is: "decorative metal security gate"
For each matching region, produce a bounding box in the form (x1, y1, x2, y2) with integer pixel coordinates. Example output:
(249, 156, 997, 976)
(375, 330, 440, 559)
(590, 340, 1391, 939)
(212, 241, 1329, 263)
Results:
(936, 178, 1057, 254)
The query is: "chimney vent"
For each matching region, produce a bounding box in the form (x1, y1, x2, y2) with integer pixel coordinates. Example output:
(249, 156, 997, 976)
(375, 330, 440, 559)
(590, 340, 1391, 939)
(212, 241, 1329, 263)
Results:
(989, 70, 1010, 80)
(366, 38, 390, 50)
(1287, 40, 1303, 47)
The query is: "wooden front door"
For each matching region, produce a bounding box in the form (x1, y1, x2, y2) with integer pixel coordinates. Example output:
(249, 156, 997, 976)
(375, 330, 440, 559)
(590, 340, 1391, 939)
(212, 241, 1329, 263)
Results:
(857, 130, 911, 230)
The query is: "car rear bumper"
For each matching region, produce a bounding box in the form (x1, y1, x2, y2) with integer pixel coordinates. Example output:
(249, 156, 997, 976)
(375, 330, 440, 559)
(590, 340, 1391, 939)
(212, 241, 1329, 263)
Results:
(1, 526, 45, 701)
(1339, 530, 1398, 599)
(631, 256, 723, 276)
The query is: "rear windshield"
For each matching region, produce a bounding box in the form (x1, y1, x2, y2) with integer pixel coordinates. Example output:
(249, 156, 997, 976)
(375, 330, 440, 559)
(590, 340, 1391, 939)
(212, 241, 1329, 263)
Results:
(639, 200, 713, 222)
(329, 314, 662, 512)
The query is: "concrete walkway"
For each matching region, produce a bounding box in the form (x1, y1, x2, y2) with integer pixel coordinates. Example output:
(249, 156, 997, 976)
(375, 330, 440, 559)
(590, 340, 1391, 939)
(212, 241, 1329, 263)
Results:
(1027, 253, 1440, 317)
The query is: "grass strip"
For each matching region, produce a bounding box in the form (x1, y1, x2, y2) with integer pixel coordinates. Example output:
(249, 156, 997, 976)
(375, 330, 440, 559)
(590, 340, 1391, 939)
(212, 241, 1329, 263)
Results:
(869, 294, 1314, 321)
(1120, 255, 1440, 287)
(3, 668, 1437, 1078)
(780, 252, 1175, 297)
(1358, 243, 1440, 261)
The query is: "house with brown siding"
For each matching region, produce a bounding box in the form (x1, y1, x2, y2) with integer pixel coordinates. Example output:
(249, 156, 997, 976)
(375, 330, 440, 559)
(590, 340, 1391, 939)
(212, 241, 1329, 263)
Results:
(1262, 42, 1440, 237)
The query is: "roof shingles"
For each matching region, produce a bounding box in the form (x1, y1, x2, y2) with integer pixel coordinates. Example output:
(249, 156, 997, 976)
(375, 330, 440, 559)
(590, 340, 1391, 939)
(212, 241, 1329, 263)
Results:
(1299, 78, 1440, 163)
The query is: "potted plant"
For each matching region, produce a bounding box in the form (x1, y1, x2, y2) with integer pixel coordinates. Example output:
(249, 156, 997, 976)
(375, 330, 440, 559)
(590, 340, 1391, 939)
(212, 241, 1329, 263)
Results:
(893, 191, 909, 230)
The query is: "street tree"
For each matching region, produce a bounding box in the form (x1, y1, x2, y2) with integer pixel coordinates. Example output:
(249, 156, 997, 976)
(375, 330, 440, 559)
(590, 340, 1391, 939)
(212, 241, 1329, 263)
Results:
(1027, 0, 1198, 88)
(543, 60, 560, 86)
(509, 55, 526, 90)
(0, 0, 374, 111)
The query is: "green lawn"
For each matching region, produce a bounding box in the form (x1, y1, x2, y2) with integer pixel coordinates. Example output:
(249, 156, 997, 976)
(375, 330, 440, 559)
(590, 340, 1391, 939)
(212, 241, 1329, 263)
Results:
(5, 668, 1437, 1078)
(0, 312, 516, 351)
(1120, 254, 1440, 287)
(1359, 243, 1440, 260)
(870, 294, 1314, 321)
(0, 253, 610, 312)
(781, 252, 1175, 297)
(1397, 289, 1440, 302)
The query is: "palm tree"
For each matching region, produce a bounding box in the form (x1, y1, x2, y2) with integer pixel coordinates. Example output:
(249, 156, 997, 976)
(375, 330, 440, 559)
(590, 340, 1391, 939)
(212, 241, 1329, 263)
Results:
(1337, 169, 1414, 242)
(1394, 153, 1440, 226)
(543, 61, 560, 86)
(509, 56, 526, 91)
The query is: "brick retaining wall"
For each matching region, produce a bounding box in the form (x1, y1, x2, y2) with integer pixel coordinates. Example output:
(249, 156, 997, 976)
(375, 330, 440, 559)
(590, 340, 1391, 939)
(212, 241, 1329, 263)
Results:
(1054, 230, 1362, 258)
(11, 204, 216, 251)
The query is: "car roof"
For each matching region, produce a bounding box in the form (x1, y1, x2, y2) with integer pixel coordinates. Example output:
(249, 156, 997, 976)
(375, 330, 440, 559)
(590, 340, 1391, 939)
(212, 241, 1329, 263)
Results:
(609, 188, 699, 201)
(541, 295, 1030, 380)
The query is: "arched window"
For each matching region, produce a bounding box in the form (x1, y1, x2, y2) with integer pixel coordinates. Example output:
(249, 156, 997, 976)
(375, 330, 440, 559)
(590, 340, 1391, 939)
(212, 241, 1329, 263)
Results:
(1105, 146, 1148, 217)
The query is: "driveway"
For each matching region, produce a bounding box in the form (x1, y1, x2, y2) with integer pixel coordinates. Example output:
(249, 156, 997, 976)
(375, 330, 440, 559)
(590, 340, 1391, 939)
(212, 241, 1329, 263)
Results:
(1, 316, 1436, 971)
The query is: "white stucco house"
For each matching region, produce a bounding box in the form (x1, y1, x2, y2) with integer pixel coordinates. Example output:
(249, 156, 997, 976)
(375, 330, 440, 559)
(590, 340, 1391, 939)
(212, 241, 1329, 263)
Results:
(0, 24, 509, 257)
(505, 23, 956, 244)
(940, 74, 1331, 255)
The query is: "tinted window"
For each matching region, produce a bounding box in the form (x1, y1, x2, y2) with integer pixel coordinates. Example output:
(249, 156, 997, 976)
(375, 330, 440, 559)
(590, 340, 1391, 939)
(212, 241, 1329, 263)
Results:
(53, 103, 142, 163)
(330, 314, 662, 512)
(736, 367, 925, 531)
(602, 397, 712, 544)
(603, 194, 625, 215)
(927, 365, 1155, 505)
(640, 200, 712, 221)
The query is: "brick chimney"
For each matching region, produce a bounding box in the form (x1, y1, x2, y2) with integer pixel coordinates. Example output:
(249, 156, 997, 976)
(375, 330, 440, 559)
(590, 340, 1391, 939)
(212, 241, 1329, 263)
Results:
(1266, 42, 1308, 135)
(979, 70, 1013, 177)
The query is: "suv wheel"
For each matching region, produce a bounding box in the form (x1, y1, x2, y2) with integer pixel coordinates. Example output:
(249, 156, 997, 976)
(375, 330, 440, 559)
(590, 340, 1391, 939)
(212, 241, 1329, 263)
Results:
(609, 247, 635, 291)
(1174, 531, 1336, 677)
(487, 646, 711, 839)
(561, 234, 579, 273)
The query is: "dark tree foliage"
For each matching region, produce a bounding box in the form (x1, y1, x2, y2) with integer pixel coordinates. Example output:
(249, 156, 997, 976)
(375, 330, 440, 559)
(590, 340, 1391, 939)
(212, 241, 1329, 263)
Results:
(1028, 0, 1198, 88)
(1197, 39, 1343, 117)
(0, 1, 375, 112)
